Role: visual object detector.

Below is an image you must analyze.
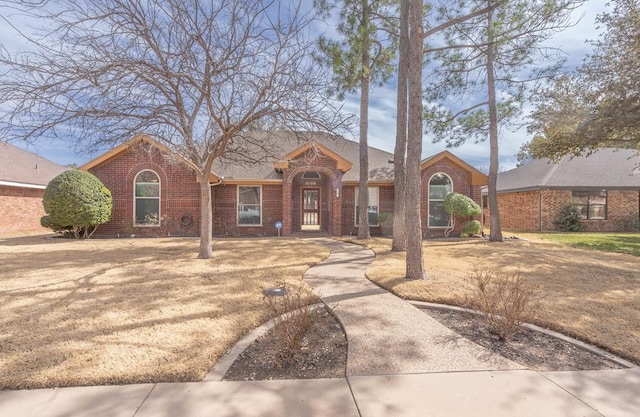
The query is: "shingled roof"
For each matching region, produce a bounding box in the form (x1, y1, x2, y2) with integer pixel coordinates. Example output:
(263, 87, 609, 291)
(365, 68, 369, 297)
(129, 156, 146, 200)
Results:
(497, 149, 640, 192)
(0, 142, 68, 188)
(212, 131, 395, 183)
(80, 131, 486, 185)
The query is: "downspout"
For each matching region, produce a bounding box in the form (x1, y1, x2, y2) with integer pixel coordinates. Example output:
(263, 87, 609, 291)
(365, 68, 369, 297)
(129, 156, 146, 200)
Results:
(538, 189, 542, 231)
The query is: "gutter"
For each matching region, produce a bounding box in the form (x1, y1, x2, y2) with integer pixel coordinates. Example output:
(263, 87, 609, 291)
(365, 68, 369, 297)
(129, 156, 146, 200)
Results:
(0, 180, 46, 190)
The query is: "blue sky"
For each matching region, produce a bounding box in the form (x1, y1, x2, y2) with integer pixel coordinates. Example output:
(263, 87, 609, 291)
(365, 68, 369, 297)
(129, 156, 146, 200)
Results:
(1, 1, 607, 170)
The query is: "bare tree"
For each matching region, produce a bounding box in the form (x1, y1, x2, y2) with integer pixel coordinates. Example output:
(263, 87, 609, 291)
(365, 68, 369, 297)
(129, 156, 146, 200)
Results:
(0, 0, 346, 258)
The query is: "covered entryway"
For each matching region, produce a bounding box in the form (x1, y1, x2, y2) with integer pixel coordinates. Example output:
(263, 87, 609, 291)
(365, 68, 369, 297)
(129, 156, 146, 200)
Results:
(278, 142, 350, 236)
(302, 188, 321, 231)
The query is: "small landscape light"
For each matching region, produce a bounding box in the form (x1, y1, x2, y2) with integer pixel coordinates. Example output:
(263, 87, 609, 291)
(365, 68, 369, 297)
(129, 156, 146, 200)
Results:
(263, 287, 288, 297)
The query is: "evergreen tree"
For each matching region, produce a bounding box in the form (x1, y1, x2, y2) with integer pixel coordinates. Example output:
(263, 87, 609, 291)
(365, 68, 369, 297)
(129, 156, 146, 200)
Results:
(424, 0, 584, 242)
(315, 0, 398, 239)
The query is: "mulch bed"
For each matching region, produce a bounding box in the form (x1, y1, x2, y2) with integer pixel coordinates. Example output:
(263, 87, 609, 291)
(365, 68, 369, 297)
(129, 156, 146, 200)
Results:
(224, 306, 347, 381)
(424, 308, 626, 372)
(224, 304, 627, 381)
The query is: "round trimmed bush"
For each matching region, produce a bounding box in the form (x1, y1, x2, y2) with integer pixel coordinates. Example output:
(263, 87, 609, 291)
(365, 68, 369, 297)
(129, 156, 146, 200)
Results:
(461, 220, 482, 237)
(42, 170, 112, 238)
(443, 193, 482, 218)
(443, 193, 482, 237)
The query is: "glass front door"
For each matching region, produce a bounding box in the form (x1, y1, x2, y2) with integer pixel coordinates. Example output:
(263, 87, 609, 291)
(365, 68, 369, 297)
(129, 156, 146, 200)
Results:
(301, 188, 320, 230)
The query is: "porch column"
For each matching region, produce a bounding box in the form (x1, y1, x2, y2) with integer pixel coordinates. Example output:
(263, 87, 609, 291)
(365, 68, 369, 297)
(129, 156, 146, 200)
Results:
(282, 171, 293, 236)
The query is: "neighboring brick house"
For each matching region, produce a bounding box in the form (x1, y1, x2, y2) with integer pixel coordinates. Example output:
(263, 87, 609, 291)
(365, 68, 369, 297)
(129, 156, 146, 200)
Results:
(80, 132, 487, 238)
(0, 142, 68, 236)
(488, 149, 640, 232)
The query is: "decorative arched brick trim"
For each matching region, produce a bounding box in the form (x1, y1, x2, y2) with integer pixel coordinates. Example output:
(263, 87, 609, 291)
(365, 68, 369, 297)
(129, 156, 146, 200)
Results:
(282, 166, 343, 236)
(127, 164, 168, 184)
(284, 166, 339, 187)
(421, 164, 467, 188)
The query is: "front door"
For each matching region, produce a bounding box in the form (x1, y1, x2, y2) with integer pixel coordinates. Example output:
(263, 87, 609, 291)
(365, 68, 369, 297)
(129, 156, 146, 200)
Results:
(301, 188, 320, 231)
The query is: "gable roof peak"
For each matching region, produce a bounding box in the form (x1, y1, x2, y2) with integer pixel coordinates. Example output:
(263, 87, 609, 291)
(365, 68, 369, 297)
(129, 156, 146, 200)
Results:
(274, 140, 353, 173)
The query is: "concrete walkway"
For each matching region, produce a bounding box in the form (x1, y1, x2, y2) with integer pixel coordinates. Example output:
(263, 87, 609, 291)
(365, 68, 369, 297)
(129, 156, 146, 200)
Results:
(1, 238, 639, 417)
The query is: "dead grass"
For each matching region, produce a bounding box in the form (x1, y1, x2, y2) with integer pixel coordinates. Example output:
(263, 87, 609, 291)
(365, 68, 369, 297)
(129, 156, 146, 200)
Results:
(0, 234, 328, 390)
(356, 236, 640, 365)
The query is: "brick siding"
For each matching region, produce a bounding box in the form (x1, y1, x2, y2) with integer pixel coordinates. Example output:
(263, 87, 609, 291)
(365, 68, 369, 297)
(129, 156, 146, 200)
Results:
(212, 183, 283, 237)
(89, 141, 201, 237)
(85, 141, 488, 239)
(0, 185, 49, 235)
(341, 185, 394, 236)
(421, 162, 482, 238)
(496, 191, 540, 231)
(494, 189, 640, 232)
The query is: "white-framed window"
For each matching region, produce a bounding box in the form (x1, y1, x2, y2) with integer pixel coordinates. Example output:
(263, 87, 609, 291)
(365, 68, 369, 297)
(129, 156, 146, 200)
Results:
(428, 173, 452, 228)
(134, 170, 160, 226)
(238, 186, 262, 226)
(355, 186, 379, 226)
(572, 190, 607, 220)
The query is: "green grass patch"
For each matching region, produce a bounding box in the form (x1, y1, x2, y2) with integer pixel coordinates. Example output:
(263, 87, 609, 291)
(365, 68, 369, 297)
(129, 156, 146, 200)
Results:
(532, 233, 640, 257)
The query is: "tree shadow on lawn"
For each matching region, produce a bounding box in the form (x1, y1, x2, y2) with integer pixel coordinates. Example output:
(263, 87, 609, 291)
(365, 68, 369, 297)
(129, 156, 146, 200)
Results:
(366, 238, 640, 364)
(0, 237, 328, 390)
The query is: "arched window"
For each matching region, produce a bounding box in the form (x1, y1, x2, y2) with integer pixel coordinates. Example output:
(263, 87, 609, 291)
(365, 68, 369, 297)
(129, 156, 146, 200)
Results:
(134, 170, 160, 226)
(302, 171, 321, 180)
(428, 173, 452, 227)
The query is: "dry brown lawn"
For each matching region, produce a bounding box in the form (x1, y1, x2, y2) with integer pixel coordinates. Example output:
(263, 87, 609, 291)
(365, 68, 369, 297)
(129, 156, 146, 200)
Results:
(0, 235, 328, 390)
(356, 236, 640, 365)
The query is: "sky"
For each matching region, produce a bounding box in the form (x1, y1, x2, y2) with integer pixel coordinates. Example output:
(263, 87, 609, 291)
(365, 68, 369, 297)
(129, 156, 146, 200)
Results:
(1, 1, 608, 171)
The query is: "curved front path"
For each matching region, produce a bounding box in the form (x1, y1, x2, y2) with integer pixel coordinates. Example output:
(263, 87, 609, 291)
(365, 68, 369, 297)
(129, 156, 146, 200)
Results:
(2, 238, 639, 417)
(303, 239, 520, 376)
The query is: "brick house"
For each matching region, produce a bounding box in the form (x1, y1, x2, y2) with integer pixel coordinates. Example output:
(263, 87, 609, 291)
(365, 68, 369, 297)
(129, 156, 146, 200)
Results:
(0, 142, 68, 235)
(80, 132, 487, 238)
(489, 149, 640, 232)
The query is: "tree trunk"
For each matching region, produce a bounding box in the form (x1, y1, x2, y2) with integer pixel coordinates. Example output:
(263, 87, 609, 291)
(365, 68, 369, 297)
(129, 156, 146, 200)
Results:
(358, 0, 371, 240)
(357, 73, 371, 239)
(198, 170, 214, 259)
(405, 0, 425, 279)
(486, 2, 503, 242)
(392, 0, 409, 252)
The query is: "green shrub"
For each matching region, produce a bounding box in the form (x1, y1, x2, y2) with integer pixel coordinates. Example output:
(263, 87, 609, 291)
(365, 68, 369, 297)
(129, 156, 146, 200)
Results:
(553, 204, 585, 232)
(376, 212, 393, 225)
(443, 193, 482, 237)
(42, 170, 112, 238)
(461, 220, 481, 237)
(618, 213, 640, 232)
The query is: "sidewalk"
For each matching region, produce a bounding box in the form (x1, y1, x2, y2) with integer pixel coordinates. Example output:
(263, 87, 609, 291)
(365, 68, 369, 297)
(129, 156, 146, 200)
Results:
(1, 238, 638, 417)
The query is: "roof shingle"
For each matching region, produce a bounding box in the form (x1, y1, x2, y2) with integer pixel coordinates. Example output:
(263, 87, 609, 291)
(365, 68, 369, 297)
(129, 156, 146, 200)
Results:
(0, 143, 68, 187)
(497, 149, 640, 192)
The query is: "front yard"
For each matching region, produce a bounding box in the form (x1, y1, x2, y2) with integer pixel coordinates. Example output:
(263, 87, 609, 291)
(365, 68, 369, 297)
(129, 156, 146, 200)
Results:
(360, 234, 640, 365)
(2, 233, 638, 390)
(524, 232, 640, 257)
(0, 235, 328, 390)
